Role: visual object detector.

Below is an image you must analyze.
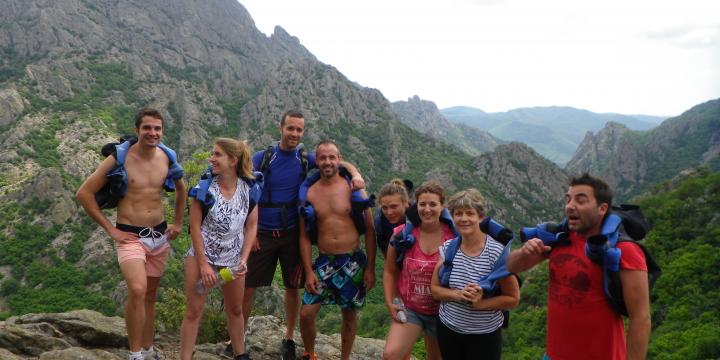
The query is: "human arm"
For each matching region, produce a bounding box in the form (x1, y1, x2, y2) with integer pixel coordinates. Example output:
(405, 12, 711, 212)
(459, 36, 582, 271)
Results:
(363, 203, 376, 291)
(469, 275, 520, 310)
(621, 269, 650, 360)
(339, 160, 365, 190)
(239, 206, 259, 273)
(383, 245, 404, 322)
(299, 217, 320, 294)
(166, 178, 187, 240)
(507, 238, 551, 273)
(75, 156, 137, 244)
(189, 199, 216, 288)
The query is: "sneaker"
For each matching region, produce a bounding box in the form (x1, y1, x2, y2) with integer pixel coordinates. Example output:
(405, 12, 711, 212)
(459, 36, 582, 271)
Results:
(280, 339, 297, 360)
(223, 341, 234, 358)
(300, 352, 317, 360)
(234, 354, 251, 360)
(142, 347, 166, 360)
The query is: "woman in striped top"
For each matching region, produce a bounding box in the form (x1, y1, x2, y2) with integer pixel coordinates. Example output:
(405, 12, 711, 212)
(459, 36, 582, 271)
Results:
(430, 189, 520, 360)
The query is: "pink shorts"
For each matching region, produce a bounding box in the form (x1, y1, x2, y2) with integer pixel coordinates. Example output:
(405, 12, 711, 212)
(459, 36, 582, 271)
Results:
(116, 222, 171, 277)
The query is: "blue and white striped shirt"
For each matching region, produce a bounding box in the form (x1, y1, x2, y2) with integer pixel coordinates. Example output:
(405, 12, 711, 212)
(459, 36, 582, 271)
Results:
(438, 235, 505, 334)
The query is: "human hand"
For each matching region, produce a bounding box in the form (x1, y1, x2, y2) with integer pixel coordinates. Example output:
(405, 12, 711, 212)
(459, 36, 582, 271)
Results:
(305, 272, 321, 295)
(108, 227, 138, 245)
(351, 176, 366, 190)
(252, 239, 261, 252)
(364, 270, 376, 291)
(165, 223, 181, 241)
(521, 238, 552, 257)
(200, 262, 217, 289)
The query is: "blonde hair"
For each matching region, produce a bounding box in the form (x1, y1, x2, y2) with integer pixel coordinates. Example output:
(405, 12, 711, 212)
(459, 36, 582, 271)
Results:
(214, 138, 254, 179)
(379, 178, 409, 203)
(414, 180, 445, 204)
(447, 188, 487, 217)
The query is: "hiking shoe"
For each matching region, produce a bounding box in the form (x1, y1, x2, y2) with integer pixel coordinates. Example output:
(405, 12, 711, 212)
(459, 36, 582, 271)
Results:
(142, 349, 166, 360)
(233, 354, 251, 360)
(223, 341, 234, 358)
(280, 339, 297, 360)
(300, 352, 317, 360)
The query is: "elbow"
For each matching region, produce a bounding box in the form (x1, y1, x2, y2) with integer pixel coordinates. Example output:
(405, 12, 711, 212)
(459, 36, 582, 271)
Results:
(507, 295, 520, 309)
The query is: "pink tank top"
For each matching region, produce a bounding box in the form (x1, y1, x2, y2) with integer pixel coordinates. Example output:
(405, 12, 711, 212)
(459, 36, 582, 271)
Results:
(396, 224, 455, 315)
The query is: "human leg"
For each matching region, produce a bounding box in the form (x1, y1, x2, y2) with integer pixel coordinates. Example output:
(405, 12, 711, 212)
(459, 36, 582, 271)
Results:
(119, 258, 148, 353)
(277, 228, 303, 340)
(241, 286, 255, 332)
(299, 303, 322, 356)
(382, 320, 423, 360)
(222, 275, 247, 356)
(179, 257, 208, 360)
(436, 319, 465, 359)
(141, 240, 170, 351)
(424, 334, 442, 360)
(340, 309, 358, 360)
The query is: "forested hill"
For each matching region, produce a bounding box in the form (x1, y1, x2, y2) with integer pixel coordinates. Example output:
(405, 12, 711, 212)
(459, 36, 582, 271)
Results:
(566, 99, 720, 201)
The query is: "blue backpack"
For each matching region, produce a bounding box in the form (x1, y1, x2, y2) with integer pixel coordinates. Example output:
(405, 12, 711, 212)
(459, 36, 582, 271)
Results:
(389, 204, 459, 268)
(95, 136, 184, 209)
(188, 166, 264, 222)
(298, 167, 374, 244)
(520, 204, 661, 316)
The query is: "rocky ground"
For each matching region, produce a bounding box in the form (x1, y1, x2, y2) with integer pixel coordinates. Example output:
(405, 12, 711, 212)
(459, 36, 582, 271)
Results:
(0, 310, 386, 359)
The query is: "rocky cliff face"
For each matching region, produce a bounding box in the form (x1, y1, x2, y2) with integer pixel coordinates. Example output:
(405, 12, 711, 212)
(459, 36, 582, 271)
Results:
(566, 99, 720, 200)
(391, 95, 501, 155)
(0, 310, 385, 359)
(471, 142, 568, 225)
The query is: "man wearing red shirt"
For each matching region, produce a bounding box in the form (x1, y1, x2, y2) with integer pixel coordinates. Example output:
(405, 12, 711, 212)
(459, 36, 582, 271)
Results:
(508, 173, 650, 360)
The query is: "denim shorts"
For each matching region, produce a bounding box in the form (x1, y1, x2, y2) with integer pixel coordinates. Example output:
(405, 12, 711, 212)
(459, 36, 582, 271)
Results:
(406, 307, 438, 338)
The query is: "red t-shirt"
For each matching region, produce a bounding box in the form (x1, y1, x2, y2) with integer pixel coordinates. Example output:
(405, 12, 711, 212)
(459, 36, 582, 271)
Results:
(395, 224, 455, 315)
(546, 232, 647, 360)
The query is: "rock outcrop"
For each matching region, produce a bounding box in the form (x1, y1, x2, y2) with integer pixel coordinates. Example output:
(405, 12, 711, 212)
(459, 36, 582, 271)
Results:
(0, 310, 386, 359)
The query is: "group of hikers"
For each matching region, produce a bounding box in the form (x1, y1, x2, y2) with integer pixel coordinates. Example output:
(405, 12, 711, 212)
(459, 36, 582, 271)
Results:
(75, 108, 652, 360)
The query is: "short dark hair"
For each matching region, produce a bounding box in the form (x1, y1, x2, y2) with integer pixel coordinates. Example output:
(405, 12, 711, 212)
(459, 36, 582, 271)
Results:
(316, 139, 339, 154)
(570, 173, 613, 207)
(280, 110, 304, 126)
(134, 108, 164, 128)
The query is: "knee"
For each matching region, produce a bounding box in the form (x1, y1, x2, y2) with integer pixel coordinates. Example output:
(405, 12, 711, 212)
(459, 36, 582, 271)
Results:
(184, 303, 204, 322)
(145, 287, 158, 302)
(299, 307, 315, 323)
(382, 345, 403, 360)
(226, 303, 243, 318)
(127, 283, 147, 301)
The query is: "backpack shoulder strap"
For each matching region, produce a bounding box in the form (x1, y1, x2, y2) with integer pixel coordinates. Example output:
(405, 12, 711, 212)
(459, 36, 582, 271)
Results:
(439, 236, 462, 286)
(259, 144, 276, 174)
(296, 143, 309, 178)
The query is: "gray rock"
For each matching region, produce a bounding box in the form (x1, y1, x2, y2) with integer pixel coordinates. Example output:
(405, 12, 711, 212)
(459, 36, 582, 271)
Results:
(39, 347, 122, 360)
(13, 310, 128, 348)
(0, 88, 25, 127)
(0, 322, 72, 356)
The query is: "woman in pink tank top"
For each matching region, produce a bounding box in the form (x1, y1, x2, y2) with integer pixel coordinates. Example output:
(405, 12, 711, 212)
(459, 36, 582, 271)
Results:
(382, 181, 457, 360)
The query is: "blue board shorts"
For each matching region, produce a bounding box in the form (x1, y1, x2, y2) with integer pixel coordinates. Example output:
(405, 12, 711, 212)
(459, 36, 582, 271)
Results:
(302, 250, 367, 310)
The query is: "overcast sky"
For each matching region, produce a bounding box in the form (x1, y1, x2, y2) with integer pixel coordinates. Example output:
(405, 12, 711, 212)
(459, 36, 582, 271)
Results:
(239, 0, 720, 116)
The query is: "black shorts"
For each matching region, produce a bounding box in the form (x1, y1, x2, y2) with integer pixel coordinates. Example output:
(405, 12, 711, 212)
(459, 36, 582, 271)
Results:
(245, 228, 304, 289)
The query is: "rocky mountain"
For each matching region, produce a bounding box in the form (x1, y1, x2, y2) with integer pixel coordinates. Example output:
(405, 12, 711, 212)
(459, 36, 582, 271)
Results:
(0, 0, 569, 331)
(0, 310, 385, 359)
(470, 142, 568, 225)
(565, 99, 720, 201)
(391, 96, 502, 156)
(441, 105, 666, 164)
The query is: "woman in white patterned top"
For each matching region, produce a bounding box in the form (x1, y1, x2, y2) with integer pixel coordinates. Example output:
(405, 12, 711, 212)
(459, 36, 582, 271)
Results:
(180, 138, 258, 360)
(430, 189, 520, 360)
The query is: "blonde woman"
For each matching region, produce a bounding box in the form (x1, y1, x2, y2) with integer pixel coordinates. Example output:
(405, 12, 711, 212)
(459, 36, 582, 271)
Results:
(180, 138, 259, 360)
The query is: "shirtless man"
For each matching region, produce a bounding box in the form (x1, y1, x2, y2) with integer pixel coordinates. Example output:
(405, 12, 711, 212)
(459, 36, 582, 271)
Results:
(298, 140, 376, 360)
(76, 108, 186, 360)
